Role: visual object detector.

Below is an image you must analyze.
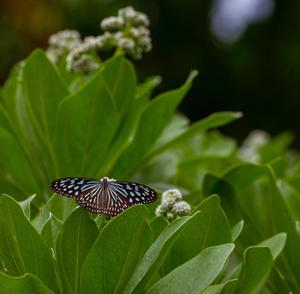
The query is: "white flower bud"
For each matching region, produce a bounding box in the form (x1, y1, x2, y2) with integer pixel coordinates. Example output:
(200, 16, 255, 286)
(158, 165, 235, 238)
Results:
(166, 212, 175, 221)
(117, 37, 135, 52)
(73, 54, 99, 74)
(118, 6, 137, 21)
(172, 201, 191, 216)
(138, 36, 152, 52)
(48, 30, 81, 50)
(155, 205, 167, 217)
(133, 13, 150, 27)
(161, 189, 183, 208)
(101, 16, 125, 31)
(130, 26, 150, 38)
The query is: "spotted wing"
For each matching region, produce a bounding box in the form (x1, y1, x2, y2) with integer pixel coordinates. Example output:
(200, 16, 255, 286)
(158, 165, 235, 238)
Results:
(108, 181, 158, 206)
(50, 177, 100, 198)
(77, 181, 158, 217)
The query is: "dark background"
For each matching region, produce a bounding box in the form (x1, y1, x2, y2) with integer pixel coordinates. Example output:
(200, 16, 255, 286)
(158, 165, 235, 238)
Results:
(1, 0, 300, 145)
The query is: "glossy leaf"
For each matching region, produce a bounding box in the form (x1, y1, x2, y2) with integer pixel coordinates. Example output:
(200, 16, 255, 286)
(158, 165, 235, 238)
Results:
(148, 111, 242, 159)
(32, 194, 77, 232)
(164, 195, 232, 274)
(150, 216, 169, 240)
(80, 205, 152, 294)
(234, 247, 273, 294)
(231, 220, 244, 242)
(124, 213, 198, 294)
(147, 243, 234, 294)
(57, 208, 98, 294)
(0, 272, 54, 294)
(0, 194, 58, 291)
(41, 213, 63, 251)
(111, 70, 198, 178)
(18, 194, 36, 219)
(53, 67, 121, 176)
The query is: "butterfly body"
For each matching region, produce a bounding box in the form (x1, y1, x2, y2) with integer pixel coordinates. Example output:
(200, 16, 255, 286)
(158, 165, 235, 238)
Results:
(50, 177, 157, 217)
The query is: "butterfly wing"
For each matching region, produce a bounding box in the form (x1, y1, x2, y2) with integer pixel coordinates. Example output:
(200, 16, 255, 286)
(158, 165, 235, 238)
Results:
(50, 177, 100, 198)
(108, 181, 158, 206)
(50, 178, 158, 217)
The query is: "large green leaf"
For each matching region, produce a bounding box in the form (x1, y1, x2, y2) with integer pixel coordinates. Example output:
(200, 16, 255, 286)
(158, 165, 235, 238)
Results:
(0, 195, 58, 291)
(0, 63, 47, 197)
(204, 164, 300, 290)
(124, 213, 199, 294)
(234, 247, 273, 294)
(0, 128, 39, 196)
(41, 214, 63, 251)
(150, 216, 169, 240)
(164, 195, 232, 274)
(202, 280, 238, 294)
(111, 70, 198, 178)
(18, 194, 36, 219)
(80, 205, 152, 294)
(53, 67, 121, 176)
(231, 220, 244, 242)
(0, 272, 54, 294)
(148, 111, 242, 159)
(97, 56, 141, 175)
(147, 243, 234, 294)
(32, 194, 77, 232)
(23, 49, 68, 137)
(57, 208, 98, 294)
(101, 55, 136, 116)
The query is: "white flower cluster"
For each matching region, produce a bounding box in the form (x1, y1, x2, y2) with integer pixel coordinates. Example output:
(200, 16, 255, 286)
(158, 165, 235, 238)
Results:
(239, 130, 270, 162)
(46, 30, 81, 64)
(100, 6, 152, 59)
(65, 32, 114, 73)
(46, 6, 152, 74)
(155, 189, 191, 221)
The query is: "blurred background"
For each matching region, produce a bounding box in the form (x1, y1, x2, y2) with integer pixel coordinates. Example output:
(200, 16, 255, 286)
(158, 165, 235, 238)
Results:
(1, 0, 300, 146)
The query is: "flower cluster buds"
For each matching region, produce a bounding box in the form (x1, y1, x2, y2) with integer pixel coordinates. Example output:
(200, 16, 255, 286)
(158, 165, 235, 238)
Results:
(100, 6, 152, 59)
(155, 189, 191, 221)
(46, 6, 152, 74)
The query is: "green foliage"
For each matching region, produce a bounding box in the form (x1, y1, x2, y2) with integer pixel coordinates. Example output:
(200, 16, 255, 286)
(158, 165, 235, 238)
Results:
(0, 193, 286, 293)
(0, 46, 299, 293)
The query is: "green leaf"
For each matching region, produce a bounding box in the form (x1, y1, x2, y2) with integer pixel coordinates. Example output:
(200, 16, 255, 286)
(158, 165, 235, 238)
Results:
(259, 132, 294, 163)
(124, 212, 199, 294)
(234, 247, 273, 294)
(80, 205, 151, 294)
(278, 180, 300, 221)
(0, 194, 58, 291)
(231, 220, 244, 242)
(148, 111, 242, 159)
(18, 194, 36, 219)
(23, 49, 68, 137)
(164, 195, 232, 274)
(111, 70, 198, 178)
(204, 164, 300, 289)
(32, 194, 77, 232)
(41, 213, 63, 251)
(135, 75, 161, 102)
(102, 55, 137, 116)
(0, 127, 39, 196)
(0, 62, 48, 198)
(202, 280, 238, 294)
(259, 232, 287, 260)
(57, 208, 98, 294)
(147, 243, 234, 294)
(150, 216, 169, 240)
(53, 68, 121, 176)
(0, 272, 54, 294)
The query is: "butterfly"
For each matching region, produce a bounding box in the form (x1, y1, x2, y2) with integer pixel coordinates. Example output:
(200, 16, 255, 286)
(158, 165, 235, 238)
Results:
(50, 177, 157, 217)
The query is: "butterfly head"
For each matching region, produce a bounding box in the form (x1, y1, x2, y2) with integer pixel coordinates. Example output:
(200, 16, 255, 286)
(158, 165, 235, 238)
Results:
(100, 177, 116, 184)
